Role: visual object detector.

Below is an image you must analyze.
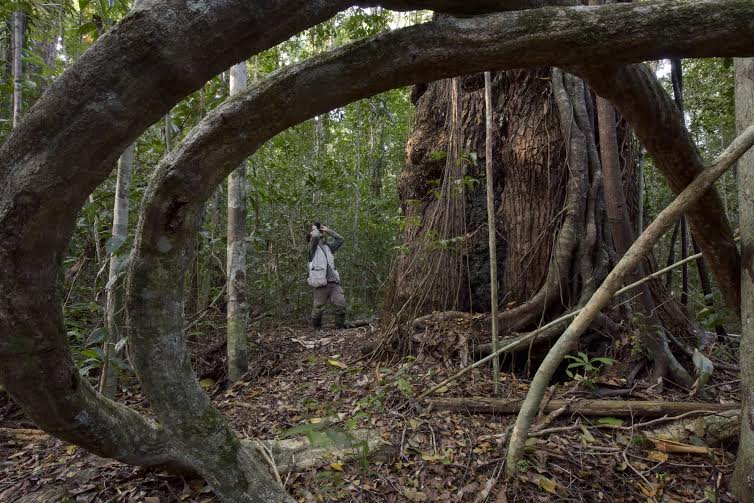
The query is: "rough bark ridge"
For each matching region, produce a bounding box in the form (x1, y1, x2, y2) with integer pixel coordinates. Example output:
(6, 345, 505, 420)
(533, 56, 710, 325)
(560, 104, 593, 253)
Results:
(382, 77, 472, 322)
(383, 68, 616, 355)
(1, 0, 754, 500)
(388, 69, 568, 321)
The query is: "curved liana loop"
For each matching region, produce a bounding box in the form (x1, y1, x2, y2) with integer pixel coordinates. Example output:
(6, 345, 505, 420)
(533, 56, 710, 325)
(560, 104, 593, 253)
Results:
(1, 0, 753, 501)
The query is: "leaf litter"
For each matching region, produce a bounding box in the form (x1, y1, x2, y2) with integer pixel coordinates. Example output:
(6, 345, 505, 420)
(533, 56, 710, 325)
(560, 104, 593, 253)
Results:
(0, 317, 741, 502)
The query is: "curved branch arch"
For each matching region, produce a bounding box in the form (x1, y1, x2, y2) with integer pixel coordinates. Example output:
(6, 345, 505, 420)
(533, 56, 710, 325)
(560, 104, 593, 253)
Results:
(0, 0, 752, 500)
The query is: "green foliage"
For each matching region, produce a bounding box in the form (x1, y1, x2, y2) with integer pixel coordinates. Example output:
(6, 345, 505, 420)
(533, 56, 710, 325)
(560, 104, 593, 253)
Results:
(38, 7, 423, 380)
(564, 352, 615, 388)
(645, 58, 740, 333)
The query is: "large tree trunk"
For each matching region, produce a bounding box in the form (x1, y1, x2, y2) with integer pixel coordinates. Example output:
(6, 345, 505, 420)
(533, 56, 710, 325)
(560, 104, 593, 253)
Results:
(732, 56, 754, 501)
(386, 70, 570, 322)
(385, 68, 692, 384)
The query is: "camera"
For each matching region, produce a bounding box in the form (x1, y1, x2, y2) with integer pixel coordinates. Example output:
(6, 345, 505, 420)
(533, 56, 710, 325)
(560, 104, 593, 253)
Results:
(314, 222, 321, 230)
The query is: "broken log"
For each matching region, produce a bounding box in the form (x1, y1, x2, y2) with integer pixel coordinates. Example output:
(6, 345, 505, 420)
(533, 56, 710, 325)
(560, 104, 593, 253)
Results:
(646, 409, 739, 444)
(243, 429, 394, 473)
(426, 397, 738, 417)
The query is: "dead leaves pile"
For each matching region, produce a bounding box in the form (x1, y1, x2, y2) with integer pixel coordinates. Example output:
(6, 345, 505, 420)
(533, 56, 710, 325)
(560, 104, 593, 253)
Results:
(0, 324, 741, 502)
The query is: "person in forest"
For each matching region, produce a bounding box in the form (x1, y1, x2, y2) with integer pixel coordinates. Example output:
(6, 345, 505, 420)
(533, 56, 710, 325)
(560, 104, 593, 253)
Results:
(307, 222, 347, 329)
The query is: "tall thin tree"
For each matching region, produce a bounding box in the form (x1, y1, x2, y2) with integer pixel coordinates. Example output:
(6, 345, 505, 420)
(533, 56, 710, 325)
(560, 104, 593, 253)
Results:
(484, 72, 500, 395)
(12, 10, 24, 128)
(670, 59, 725, 335)
(670, 58, 690, 306)
(226, 61, 249, 382)
(732, 56, 754, 500)
(99, 144, 134, 398)
(596, 83, 677, 383)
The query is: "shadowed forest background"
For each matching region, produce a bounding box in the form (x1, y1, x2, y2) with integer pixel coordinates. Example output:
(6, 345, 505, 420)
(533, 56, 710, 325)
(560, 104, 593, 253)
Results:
(2, 1, 754, 502)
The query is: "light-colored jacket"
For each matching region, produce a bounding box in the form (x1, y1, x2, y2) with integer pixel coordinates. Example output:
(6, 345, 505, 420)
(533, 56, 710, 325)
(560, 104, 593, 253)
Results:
(308, 244, 340, 287)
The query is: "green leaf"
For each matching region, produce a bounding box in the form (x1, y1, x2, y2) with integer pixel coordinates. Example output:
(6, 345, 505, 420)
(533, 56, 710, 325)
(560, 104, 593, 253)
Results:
(397, 377, 413, 397)
(80, 347, 104, 360)
(199, 378, 216, 389)
(327, 358, 348, 369)
(76, 21, 98, 37)
(114, 336, 128, 352)
(428, 150, 447, 162)
(596, 417, 624, 426)
(78, 364, 98, 376)
(87, 327, 107, 345)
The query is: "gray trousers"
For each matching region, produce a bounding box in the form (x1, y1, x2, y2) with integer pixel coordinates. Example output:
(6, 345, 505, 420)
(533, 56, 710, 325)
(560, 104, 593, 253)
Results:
(312, 282, 346, 318)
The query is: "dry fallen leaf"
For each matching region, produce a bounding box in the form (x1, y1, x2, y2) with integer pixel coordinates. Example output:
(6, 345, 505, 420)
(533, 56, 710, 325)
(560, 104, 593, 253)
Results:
(647, 450, 669, 462)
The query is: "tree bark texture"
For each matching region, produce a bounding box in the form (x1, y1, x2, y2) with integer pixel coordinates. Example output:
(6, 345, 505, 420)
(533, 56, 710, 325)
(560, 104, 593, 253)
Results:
(99, 143, 134, 399)
(733, 57, 754, 501)
(1, 0, 753, 499)
(388, 69, 569, 321)
(227, 62, 249, 383)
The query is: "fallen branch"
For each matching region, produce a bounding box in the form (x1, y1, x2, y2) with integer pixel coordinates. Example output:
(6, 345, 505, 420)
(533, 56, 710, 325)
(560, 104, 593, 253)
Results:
(505, 121, 754, 475)
(0, 427, 48, 442)
(244, 429, 393, 473)
(426, 397, 737, 417)
(346, 317, 378, 329)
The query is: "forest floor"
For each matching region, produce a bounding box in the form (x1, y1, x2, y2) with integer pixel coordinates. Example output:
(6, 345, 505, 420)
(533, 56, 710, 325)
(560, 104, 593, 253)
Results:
(0, 318, 742, 502)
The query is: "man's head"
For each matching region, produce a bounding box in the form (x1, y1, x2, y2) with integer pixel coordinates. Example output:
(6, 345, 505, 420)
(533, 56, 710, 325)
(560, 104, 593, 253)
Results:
(308, 223, 322, 242)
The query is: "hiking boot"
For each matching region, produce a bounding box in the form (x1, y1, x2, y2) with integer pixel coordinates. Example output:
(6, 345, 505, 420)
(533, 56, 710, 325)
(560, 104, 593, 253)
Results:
(335, 312, 346, 329)
(311, 313, 323, 330)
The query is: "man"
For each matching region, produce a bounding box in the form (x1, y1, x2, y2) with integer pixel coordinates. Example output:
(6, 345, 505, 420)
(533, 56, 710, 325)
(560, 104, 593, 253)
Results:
(308, 223, 347, 329)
